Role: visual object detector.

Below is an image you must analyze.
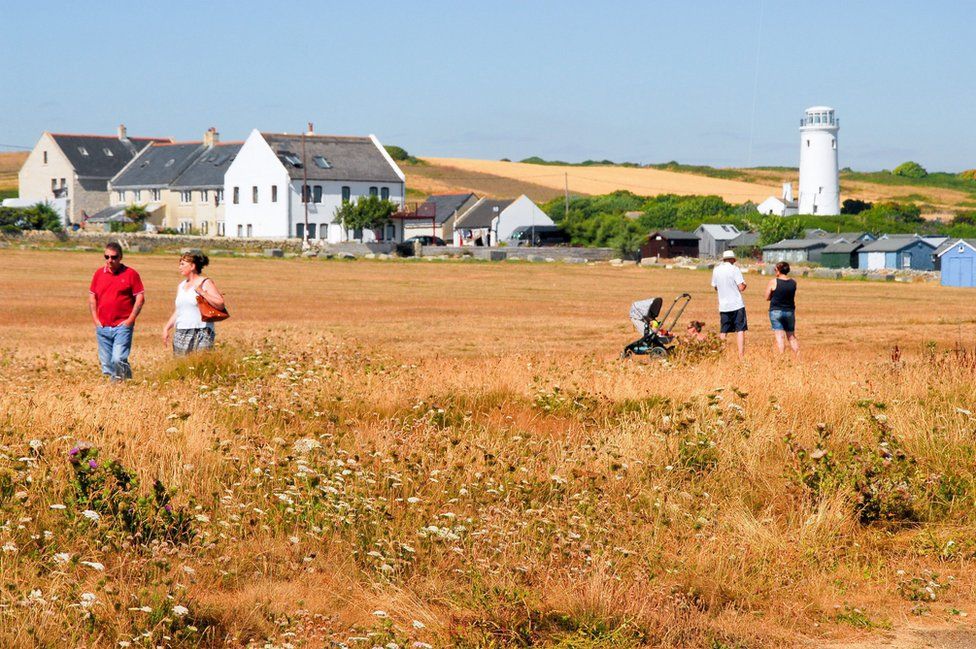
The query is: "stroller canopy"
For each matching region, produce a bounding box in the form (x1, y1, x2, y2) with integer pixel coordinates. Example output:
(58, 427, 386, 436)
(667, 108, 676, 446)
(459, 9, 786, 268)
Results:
(630, 297, 663, 321)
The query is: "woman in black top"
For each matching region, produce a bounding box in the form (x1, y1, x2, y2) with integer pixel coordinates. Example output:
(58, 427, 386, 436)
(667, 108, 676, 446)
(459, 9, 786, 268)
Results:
(764, 261, 799, 357)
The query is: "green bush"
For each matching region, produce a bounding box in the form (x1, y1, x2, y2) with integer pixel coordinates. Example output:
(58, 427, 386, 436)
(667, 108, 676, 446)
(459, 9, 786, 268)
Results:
(0, 202, 63, 233)
(893, 161, 929, 179)
(335, 194, 398, 233)
(384, 145, 421, 164)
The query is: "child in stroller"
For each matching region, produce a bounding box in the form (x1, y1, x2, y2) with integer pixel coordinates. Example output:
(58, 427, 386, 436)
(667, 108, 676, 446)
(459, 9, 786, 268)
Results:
(621, 293, 692, 358)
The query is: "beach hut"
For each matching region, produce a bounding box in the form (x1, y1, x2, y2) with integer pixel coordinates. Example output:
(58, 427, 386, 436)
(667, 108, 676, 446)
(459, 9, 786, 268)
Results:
(819, 240, 864, 268)
(939, 239, 976, 287)
(857, 236, 936, 271)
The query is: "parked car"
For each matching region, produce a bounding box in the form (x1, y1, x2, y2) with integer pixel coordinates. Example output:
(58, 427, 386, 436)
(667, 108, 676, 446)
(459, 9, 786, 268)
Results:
(506, 225, 570, 246)
(402, 235, 446, 246)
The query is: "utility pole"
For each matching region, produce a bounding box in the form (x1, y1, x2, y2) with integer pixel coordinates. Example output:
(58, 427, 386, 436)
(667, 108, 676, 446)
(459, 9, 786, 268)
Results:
(301, 123, 310, 247)
(564, 172, 570, 218)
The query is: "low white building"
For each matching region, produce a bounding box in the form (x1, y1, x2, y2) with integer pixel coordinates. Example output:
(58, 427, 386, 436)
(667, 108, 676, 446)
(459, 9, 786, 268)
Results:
(453, 194, 553, 246)
(223, 128, 405, 241)
(757, 182, 799, 216)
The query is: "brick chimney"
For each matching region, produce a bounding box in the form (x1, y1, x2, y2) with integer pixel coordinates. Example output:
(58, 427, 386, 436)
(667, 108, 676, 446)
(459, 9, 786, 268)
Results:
(306, 122, 314, 135)
(117, 123, 127, 140)
(203, 127, 219, 147)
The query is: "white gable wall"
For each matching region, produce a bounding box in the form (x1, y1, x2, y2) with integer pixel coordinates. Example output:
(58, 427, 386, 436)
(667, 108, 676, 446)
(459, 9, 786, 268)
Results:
(224, 130, 290, 238)
(286, 180, 404, 243)
(492, 195, 553, 242)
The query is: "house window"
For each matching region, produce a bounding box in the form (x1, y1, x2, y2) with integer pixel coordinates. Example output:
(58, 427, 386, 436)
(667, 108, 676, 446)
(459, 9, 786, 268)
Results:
(308, 223, 316, 239)
(51, 179, 58, 191)
(200, 190, 209, 204)
(116, 191, 125, 202)
(902, 254, 911, 269)
(201, 221, 209, 235)
(217, 222, 225, 236)
(381, 187, 389, 200)
(180, 191, 192, 204)
(134, 190, 141, 201)
(150, 189, 161, 201)
(246, 224, 252, 237)
(301, 184, 311, 203)
(385, 223, 395, 240)
(252, 186, 258, 203)
(43, 151, 48, 164)
(60, 178, 66, 188)
(313, 155, 331, 169)
(313, 185, 323, 203)
(237, 224, 243, 237)
(233, 187, 239, 204)
(271, 185, 277, 203)
(320, 223, 329, 239)
(216, 189, 224, 205)
(179, 220, 192, 234)
(369, 186, 378, 197)
(341, 186, 350, 203)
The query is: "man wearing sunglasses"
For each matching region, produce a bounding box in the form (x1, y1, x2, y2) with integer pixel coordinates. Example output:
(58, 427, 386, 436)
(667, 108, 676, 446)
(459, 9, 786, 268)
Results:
(88, 242, 145, 381)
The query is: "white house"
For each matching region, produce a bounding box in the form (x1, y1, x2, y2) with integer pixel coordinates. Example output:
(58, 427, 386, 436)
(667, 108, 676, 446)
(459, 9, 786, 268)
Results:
(453, 195, 553, 246)
(757, 182, 799, 217)
(223, 127, 405, 241)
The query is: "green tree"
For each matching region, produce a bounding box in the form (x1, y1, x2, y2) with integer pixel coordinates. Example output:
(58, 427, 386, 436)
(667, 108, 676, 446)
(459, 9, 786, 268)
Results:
(757, 215, 804, 246)
(892, 161, 928, 179)
(334, 195, 397, 233)
(841, 198, 872, 215)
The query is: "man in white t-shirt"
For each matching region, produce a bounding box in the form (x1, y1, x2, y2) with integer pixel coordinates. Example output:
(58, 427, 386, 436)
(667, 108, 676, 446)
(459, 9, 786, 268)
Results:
(711, 249, 747, 358)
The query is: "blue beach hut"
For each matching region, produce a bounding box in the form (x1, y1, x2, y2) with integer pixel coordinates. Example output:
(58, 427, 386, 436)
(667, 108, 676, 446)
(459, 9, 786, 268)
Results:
(939, 239, 976, 287)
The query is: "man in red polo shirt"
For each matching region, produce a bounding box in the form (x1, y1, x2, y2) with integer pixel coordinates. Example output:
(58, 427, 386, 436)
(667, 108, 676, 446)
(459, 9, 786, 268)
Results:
(89, 242, 145, 381)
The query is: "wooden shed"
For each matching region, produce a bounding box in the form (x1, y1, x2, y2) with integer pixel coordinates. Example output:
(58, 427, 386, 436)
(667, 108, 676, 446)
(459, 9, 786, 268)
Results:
(819, 240, 864, 268)
(639, 229, 699, 259)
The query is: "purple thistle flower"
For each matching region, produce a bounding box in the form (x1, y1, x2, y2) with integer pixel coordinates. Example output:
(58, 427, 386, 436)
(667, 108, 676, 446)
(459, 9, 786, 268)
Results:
(88, 459, 98, 469)
(164, 504, 172, 513)
(69, 447, 80, 456)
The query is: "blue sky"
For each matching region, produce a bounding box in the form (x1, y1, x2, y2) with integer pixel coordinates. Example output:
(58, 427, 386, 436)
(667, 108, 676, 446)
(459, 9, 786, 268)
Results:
(2, 1, 973, 170)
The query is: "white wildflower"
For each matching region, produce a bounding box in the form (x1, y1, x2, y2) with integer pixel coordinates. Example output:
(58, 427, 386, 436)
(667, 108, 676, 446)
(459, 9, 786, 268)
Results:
(28, 439, 43, 453)
(406, 497, 420, 504)
(80, 592, 98, 608)
(81, 561, 105, 571)
(53, 552, 71, 564)
(2, 542, 17, 553)
(412, 620, 426, 629)
(49, 504, 67, 510)
(82, 510, 100, 522)
(172, 605, 189, 617)
(372, 610, 388, 618)
(292, 438, 322, 454)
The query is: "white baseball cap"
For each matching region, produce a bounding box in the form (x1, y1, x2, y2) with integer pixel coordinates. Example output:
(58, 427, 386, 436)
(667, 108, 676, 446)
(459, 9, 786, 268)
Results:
(722, 250, 736, 260)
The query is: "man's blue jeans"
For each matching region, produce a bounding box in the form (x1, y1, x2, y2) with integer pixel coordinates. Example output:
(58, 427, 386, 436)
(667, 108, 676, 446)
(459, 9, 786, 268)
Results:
(95, 325, 133, 381)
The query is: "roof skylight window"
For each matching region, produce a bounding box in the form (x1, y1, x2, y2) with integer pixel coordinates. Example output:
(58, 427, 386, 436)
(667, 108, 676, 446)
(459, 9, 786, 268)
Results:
(103, 148, 114, 156)
(313, 155, 332, 169)
(279, 151, 303, 167)
(78, 147, 89, 156)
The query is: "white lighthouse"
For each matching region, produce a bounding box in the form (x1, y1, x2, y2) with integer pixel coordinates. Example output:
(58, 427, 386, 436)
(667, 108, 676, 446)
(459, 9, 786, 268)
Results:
(798, 106, 840, 215)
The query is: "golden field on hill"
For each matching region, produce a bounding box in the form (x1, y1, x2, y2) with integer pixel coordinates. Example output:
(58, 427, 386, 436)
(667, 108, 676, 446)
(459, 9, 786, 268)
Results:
(3, 249, 976, 647)
(0, 152, 28, 190)
(420, 158, 774, 204)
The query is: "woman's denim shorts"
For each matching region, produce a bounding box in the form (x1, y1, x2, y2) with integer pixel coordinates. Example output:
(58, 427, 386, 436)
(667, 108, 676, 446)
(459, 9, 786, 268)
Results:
(769, 309, 795, 332)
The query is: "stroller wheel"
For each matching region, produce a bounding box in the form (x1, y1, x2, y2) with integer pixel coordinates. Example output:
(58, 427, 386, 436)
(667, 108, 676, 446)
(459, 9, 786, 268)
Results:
(620, 349, 633, 359)
(648, 346, 668, 358)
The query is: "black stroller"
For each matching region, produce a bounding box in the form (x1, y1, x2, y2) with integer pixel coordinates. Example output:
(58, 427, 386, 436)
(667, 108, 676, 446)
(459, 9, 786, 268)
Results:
(621, 293, 692, 358)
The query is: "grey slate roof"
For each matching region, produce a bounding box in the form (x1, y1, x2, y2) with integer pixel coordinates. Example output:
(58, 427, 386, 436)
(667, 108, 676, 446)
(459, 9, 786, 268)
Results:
(820, 240, 864, 254)
(454, 199, 515, 228)
(697, 224, 741, 240)
(763, 238, 829, 251)
(262, 133, 401, 183)
(859, 236, 936, 252)
(417, 193, 476, 224)
(651, 229, 698, 240)
(171, 142, 243, 189)
(729, 231, 760, 247)
(51, 134, 171, 179)
(85, 205, 129, 223)
(935, 239, 976, 256)
(112, 142, 204, 189)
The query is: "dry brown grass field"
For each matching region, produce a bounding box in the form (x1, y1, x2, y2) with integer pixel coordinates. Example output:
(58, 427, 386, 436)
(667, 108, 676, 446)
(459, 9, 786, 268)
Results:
(2, 249, 976, 648)
(0, 152, 28, 190)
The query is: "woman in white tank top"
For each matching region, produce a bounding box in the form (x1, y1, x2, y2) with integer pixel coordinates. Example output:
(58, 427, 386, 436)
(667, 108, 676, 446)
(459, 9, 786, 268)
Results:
(162, 252, 226, 356)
